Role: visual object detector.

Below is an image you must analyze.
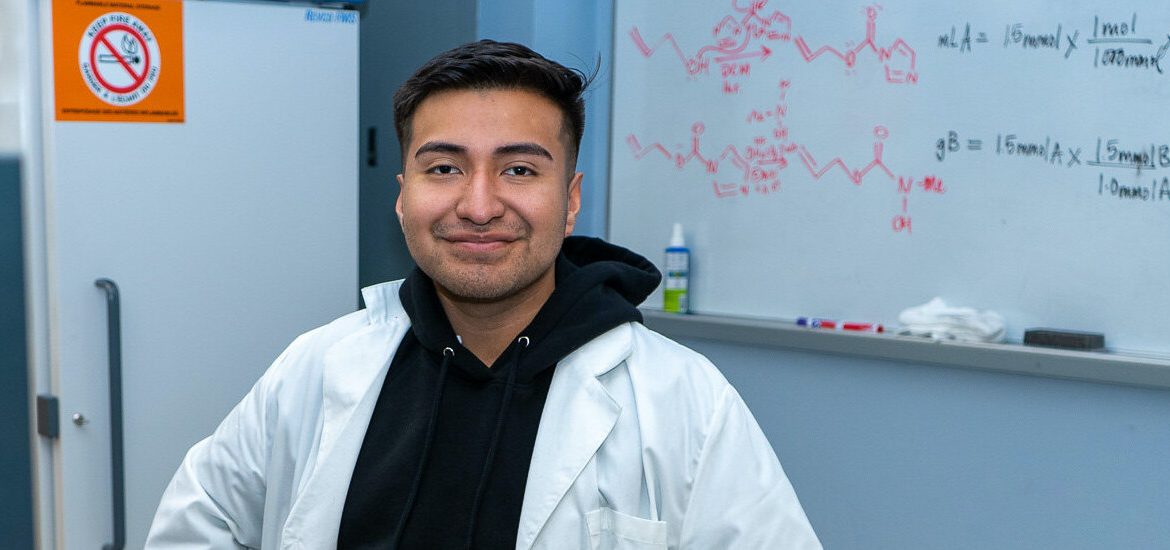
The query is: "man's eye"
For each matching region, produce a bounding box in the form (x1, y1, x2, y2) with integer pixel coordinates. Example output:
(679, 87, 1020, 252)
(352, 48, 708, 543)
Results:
(427, 165, 460, 175)
(504, 166, 534, 177)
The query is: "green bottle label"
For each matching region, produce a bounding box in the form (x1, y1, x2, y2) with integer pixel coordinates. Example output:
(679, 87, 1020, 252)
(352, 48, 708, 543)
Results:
(664, 288, 688, 313)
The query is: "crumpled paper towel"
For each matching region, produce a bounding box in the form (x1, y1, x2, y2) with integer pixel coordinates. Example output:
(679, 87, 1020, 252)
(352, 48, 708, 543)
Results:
(896, 297, 1005, 343)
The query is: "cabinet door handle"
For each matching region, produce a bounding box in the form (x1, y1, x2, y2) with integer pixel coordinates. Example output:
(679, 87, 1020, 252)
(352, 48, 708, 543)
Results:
(94, 279, 124, 550)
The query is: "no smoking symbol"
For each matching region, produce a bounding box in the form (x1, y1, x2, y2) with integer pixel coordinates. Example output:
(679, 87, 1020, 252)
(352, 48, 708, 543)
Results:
(78, 13, 162, 106)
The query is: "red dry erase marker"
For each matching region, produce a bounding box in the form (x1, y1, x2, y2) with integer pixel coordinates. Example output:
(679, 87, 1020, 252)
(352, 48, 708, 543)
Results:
(796, 317, 885, 333)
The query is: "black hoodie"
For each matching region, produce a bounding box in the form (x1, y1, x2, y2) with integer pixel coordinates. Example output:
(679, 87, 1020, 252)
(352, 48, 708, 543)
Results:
(337, 237, 660, 550)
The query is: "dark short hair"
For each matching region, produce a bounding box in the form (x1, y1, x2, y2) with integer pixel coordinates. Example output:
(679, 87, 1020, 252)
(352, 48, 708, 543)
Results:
(393, 40, 593, 168)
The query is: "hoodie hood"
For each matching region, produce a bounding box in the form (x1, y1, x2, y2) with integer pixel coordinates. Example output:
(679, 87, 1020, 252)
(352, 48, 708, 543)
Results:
(399, 236, 661, 381)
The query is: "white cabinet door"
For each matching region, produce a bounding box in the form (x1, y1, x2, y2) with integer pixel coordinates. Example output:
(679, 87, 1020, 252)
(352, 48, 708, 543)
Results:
(41, 3, 358, 547)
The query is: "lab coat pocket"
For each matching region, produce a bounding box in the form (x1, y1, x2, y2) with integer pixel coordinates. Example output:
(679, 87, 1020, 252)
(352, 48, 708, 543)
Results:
(585, 507, 668, 550)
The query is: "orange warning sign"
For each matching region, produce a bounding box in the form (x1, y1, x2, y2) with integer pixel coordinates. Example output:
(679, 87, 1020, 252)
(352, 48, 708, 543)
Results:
(53, 0, 184, 123)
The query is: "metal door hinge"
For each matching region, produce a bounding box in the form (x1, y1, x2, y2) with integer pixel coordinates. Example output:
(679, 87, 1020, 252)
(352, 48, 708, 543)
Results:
(36, 394, 59, 438)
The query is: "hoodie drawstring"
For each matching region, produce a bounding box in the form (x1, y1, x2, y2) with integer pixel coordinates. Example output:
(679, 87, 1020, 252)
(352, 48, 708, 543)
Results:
(462, 336, 529, 549)
(390, 346, 454, 549)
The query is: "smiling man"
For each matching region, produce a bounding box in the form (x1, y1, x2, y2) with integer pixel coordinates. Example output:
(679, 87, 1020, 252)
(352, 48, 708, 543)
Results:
(147, 41, 819, 549)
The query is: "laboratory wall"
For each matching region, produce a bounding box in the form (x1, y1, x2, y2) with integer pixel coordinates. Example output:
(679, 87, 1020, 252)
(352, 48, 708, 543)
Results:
(684, 337, 1170, 548)
(0, 0, 21, 150)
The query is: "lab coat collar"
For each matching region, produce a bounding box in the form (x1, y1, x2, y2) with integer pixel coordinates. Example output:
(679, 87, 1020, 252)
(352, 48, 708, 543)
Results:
(360, 278, 405, 324)
(516, 323, 634, 550)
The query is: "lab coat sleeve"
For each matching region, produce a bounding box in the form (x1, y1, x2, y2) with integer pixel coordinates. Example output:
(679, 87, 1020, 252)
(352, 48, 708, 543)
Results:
(146, 337, 301, 549)
(677, 385, 822, 549)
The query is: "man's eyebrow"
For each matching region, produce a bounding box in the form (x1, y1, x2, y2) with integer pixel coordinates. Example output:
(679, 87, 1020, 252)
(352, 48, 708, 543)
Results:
(414, 141, 466, 158)
(494, 142, 553, 161)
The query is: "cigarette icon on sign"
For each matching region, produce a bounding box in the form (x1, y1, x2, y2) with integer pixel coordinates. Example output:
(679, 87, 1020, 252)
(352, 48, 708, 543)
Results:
(99, 34, 141, 64)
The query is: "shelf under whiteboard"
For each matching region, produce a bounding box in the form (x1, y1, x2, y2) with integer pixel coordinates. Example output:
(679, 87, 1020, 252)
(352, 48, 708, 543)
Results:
(641, 309, 1170, 391)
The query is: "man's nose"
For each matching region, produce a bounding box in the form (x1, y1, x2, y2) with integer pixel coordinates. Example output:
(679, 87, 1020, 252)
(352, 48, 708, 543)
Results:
(455, 169, 506, 225)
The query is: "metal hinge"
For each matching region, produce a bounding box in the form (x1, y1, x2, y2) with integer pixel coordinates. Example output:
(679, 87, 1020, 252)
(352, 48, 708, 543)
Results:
(36, 394, 59, 439)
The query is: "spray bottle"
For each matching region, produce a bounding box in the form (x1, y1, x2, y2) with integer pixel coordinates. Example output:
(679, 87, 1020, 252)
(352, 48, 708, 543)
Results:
(663, 222, 690, 313)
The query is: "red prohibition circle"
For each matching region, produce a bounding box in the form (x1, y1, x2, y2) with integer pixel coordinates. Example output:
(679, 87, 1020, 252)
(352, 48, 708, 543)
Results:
(89, 23, 151, 95)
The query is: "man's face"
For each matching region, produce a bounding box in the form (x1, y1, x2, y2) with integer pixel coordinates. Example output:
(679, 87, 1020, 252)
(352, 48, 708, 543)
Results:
(396, 88, 582, 303)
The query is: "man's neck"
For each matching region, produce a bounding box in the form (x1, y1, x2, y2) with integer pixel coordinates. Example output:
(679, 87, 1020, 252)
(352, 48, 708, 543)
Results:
(434, 275, 555, 366)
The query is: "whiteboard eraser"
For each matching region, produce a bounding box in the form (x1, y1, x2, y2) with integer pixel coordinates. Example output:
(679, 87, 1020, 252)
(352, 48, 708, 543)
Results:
(1023, 329, 1105, 350)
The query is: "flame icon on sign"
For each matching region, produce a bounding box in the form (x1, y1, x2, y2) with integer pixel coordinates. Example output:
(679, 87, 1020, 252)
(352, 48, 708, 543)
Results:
(98, 32, 142, 64)
(120, 34, 139, 57)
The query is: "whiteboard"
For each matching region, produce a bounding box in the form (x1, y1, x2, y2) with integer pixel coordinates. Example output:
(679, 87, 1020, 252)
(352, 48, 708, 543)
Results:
(610, 0, 1170, 355)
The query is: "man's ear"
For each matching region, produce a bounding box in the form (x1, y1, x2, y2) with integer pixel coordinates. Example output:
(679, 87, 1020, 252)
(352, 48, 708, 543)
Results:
(395, 174, 405, 225)
(565, 172, 583, 236)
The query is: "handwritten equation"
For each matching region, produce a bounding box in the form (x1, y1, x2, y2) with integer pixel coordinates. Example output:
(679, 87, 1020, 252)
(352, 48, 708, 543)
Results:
(935, 130, 1170, 205)
(937, 13, 1170, 73)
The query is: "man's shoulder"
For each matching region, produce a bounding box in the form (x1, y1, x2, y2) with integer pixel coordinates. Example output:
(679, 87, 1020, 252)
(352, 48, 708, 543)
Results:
(620, 321, 734, 401)
(298, 308, 372, 348)
(626, 322, 723, 372)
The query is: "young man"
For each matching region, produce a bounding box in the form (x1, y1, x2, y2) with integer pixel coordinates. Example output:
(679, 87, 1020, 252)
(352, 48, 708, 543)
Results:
(147, 40, 819, 549)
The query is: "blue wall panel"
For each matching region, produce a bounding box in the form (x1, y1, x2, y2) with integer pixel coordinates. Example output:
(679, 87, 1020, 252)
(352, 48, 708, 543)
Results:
(0, 156, 34, 549)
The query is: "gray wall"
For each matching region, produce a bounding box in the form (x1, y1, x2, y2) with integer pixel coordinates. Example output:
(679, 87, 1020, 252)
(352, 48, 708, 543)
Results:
(0, 156, 34, 549)
(684, 337, 1170, 549)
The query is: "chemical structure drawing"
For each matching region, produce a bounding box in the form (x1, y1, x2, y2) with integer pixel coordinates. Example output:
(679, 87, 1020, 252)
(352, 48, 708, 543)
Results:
(628, 0, 918, 91)
(792, 6, 917, 84)
(796, 125, 895, 184)
(625, 80, 897, 195)
(626, 95, 943, 234)
(625, 1, 942, 234)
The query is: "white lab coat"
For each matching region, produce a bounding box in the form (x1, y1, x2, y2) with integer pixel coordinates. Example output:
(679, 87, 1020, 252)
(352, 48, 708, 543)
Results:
(147, 280, 820, 549)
